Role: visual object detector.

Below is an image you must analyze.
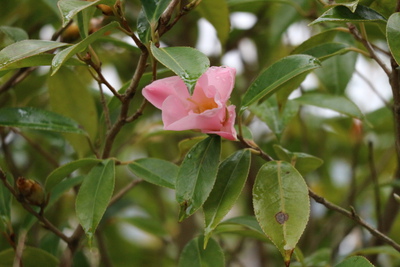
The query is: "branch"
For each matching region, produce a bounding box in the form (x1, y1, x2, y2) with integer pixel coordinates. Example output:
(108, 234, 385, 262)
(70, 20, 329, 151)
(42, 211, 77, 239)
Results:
(368, 141, 383, 231)
(308, 189, 400, 252)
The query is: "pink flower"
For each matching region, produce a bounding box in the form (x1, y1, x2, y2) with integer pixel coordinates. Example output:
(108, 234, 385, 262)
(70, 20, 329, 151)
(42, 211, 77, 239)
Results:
(142, 66, 237, 140)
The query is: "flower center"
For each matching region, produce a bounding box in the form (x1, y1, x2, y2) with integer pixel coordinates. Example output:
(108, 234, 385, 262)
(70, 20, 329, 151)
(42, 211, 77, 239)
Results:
(187, 96, 218, 114)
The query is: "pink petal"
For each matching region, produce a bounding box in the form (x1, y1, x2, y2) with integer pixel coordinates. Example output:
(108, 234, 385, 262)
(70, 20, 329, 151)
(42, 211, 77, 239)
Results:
(196, 66, 236, 104)
(142, 76, 189, 109)
(205, 105, 237, 141)
(160, 95, 190, 129)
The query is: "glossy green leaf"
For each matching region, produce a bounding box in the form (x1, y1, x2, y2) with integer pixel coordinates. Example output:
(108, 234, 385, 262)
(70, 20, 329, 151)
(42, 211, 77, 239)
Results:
(309, 5, 387, 26)
(291, 28, 339, 55)
(178, 136, 207, 160)
(178, 236, 225, 267)
(58, 0, 115, 27)
(128, 158, 178, 189)
(140, 0, 171, 24)
(0, 173, 12, 231)
(250, 98, 299, 140)
(51, 21, 119, 75)
(0, 107, 86, 134)
(0, 54, 84, 71)
(76, 5, 96, 39)
(253, 161, 310, 263)
(240, 55, 321, 113)
(0, 40, 69, 71)
(0, 26, 29, 48)
(197, 0, 230, 45)
(335, 256, 375, 267)
(218, 216, 265, 235)
(176, 135, 221, 221)
(314, 52, 358, 95)
(322, 0, 359, 12)
(299, 42, 351, 60)
(0, 247, 59, 267)
(45, 158, 101, 192)
(273, 145, 323, 175)
(76, 160, 115, 245)
(137, 9, 152, 43)
(203, 149, 251, 245)
(293, 93, 364, 119)
(48, 67, 98, 158)
(150, 43, 210, 94)
(387, 12, 400, 65)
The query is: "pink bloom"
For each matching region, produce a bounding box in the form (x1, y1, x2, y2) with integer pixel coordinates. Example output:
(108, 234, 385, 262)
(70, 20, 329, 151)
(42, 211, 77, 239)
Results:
(142, 66, 237, 140)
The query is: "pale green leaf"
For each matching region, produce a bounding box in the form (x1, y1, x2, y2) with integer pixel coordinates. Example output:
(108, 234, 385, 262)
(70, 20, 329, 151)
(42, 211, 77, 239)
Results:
(387, 12, 400, 66)
(178, 236, 225, 267)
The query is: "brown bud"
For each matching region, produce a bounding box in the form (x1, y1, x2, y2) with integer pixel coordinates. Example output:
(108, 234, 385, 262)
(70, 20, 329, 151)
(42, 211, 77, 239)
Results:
(16, 177, 46, 206)
(61, 22, 80, 43)
(97, 4, 114, 16)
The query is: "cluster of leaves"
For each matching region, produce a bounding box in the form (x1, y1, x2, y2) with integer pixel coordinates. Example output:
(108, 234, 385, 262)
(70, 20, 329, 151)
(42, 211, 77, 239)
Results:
(0, 0, 400, 266)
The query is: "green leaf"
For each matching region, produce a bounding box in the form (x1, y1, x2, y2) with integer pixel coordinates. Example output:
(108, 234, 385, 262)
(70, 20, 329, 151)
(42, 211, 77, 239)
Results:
(309, 5, 387, 26)
(128, 158, 178, 189)
(203, 149, 251, 245)
(0, 54, 84, 71)
(150, 43, 210, 95)
(48, 67, 98, 158)
(293, 93, 364, 119)
(240, 55, 321, 113)
(178, 236, 225, 267)
(0, 247, 59, 267)
(299, 42, 351, 60)
(0, 107, 86, 134)
(291, 28, 339, 55)
(51, 21, 119, 75)
(314, 52, 358, 95)
(387, 12, 400, 66)
(335, 256, 375, 267)
(219, 216, 265, 235)
(322, 0, 359, 12)
(0, 26, 29, 48)
(137, 9, 152, 43)
(58, 0, 115, 27)
(253, 161, 310, 263)
(76, 159, 115, 245)
(273, 145, 323, 175)
(176, 135, 221, 221)
(48, 176, 84, 207)
(352, 246, 400, 258)
(140, 0, 171, 25)
(197, 0, 230, 45)
(0, 173, 12, 230)
(0, 40, 69, 71)
(250, 98, 299, 140)
(45, 158, 101, 192)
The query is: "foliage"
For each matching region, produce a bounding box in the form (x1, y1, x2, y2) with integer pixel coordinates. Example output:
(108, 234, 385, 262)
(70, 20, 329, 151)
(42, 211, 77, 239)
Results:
(0, 0, 400, 266)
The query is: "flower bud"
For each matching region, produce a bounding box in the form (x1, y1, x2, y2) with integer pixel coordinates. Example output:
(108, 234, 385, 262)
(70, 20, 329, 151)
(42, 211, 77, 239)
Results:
(16, 177, 46, 207)
(97, 4, 114, 16)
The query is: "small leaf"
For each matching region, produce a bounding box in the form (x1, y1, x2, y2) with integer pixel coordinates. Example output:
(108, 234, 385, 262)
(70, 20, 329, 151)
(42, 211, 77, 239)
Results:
(0, 107, 86, 134)
(0, 247, 59, 267)
(45, 158, 101, 192)
(137, 9, 152, 43)
(128, 158, 178, 189)
(309, 5, 387, 26)
(291, 28, 339, 55)
(335, 256, 375, 267)
(273, 145, 323, 175)
(150, 43, 210, 94)
(140, 0, 171, 25)
(178, 236, 225, 267)
(219, 216, 265, 236)
(293, 92, 364, 119)
(253, 161, 310, 263)
(58, 0, 115, 27)
(250, 98, 299, 140)
(240, 55, 320, 113)
(0, 26, 29, 46)
(387, 13, 400, 66)
(76, 160, 115, 245)
(203, 149, 251, 245)
(0, 40, 69, 71)
(197, 0, 230, 45)
(322, 0, 359, 12)
(51, 21, 119, 75)
(176, 135, 221, 221)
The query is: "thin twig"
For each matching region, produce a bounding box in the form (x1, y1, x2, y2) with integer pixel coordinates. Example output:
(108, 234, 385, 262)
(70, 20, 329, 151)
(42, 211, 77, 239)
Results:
(125, 99, 147, 123)
(0, 170, 70, 243)
(308, 189, 400, 252)
(368, 141, 383, 231)
(13, 230, 27, 267)
(347, 23, 391, 76)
